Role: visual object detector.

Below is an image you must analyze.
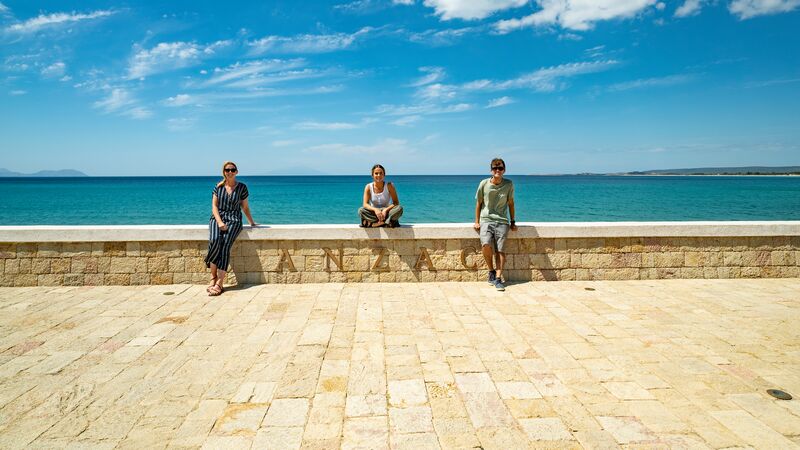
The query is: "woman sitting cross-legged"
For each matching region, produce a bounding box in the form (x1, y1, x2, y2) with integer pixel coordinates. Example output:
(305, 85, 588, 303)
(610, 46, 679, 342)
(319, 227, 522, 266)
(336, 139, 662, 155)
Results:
(358, 164, 403, 228)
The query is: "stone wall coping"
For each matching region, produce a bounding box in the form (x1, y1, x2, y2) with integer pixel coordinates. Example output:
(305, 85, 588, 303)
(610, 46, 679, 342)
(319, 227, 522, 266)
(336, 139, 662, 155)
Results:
(1, 221, 799, 242)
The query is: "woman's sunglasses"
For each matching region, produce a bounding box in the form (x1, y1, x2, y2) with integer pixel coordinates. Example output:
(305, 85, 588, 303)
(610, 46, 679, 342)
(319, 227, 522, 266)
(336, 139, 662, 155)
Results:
(224, 168, 238, 173)
(491, 166, 505, 171)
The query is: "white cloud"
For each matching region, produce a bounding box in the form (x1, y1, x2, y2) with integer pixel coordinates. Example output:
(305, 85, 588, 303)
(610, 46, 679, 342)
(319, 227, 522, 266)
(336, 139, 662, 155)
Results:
(423, 0, 527, 20)
(486, 96, 515, 108)
(675, 0, 707, 17)
(163, 94, 194, 107)
(729, 0, 800, 18)
(391, 115, 422, 126)
(495, 0, 657, 32)
(305, 138, 411, 155)
(9, 89, 26, 95)
(93, 88, 134, 112)
(41, 61, 65, 78)
(377, 102, 473, 116)
(0, 2, 9, 13)
(410, 66, 446, 86)
(204, 59, 307, 86)
(415, 82, 458, 100)
(394, 0, 415, 4)
(294, 121, 361, 130)
(128, 40, 231, 79)
(408, 26, 480, 46)
(606, 74, 694, 92)
(166, 117, 195, 131)
(464, 60, 619, 92)
(248, 28, 371, 55)
(93, 88, 152, 119)
(6, 10, 113, 33)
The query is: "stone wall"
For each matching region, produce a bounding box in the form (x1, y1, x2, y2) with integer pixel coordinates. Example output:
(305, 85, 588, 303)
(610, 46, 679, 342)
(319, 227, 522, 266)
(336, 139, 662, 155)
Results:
(1, 230, 798, 286)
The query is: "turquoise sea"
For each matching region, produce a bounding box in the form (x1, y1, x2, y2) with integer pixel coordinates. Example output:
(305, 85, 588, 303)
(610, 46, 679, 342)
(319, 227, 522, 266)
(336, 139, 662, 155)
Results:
(2, 175, 800, 225)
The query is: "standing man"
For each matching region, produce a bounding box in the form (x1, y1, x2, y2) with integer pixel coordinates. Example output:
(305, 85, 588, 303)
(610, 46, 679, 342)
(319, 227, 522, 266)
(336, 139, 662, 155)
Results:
(474, 158, 517, 291)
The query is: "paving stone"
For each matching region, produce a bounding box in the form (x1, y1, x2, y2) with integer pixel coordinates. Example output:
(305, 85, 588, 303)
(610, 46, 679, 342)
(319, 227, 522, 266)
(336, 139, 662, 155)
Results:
(0, 280, 798, 449)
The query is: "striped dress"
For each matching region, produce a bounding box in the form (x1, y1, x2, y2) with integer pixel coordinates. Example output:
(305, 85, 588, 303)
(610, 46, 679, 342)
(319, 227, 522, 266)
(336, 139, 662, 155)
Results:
(205, 182, 249, 271)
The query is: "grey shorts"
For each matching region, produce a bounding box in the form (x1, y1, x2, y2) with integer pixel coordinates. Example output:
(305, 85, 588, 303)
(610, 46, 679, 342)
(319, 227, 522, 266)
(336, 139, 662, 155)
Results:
(480, 222, 509, 252)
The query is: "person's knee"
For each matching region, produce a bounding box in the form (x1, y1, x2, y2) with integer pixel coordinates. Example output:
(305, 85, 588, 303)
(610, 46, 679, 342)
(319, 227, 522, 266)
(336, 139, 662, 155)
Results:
(481, 243, 493, 251)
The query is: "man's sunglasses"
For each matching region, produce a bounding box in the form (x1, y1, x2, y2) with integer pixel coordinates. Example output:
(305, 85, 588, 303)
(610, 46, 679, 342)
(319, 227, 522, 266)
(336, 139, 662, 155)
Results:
(491, 166, 505, 171)
(224, 168, 238, 173)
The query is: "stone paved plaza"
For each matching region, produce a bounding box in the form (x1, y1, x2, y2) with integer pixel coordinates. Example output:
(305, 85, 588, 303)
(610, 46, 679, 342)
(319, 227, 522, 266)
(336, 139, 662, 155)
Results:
(1, 279, 799, 449)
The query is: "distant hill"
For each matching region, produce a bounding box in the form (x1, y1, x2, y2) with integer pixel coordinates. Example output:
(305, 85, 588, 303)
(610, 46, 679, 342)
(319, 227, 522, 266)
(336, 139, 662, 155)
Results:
(0, 168, 88, 177)
(621, 166, 800, 175)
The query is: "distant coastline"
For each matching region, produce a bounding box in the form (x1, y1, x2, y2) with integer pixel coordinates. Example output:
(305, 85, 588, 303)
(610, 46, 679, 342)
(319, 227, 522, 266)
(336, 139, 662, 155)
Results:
(0, 168, 88, 177)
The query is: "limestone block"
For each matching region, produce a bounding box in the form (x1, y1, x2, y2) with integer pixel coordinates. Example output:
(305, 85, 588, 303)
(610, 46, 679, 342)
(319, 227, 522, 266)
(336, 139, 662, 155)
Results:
(91, 242, 104, 255)
(723, 252, 742, 267)
(37, 242, 62, 257)
(0, 273, 14, 286)
(62, 243, 92, 257)
(680, 268, 704, 278)
(14, 274, 38, 286)
(305, 256, 325, 272)
(684, 252, 705, 267)
(244, 255, 262, 272)
(168, 257, 185, 272)
(503, 239, 520, 254)
(105, 274, 131, 285)
(531, 269, 558, 281)
(741, 267, 760, 278)
(185, 257, 207, 273)
(17, 243, 37, 257)
(148, 256, 169, 273)
(655, 268, 679, 279)
(32, 258, 51, 274)
(330, 272, 347, 283)
(4, 259, 20, 274)
(559, 268, 576, 281)
(37, 274, 63, 285)
(64, 273, 83, 286)
(716, 267, 741, 279)
(419, 271, 436, 282)
(549, 253, 570, 269)
(84, 273, 104, 285)
(345, 255, 370, 272)
(18, 258, 32, 274)
(569, 254, 582, 268)
(535, 239, 555, 253)
(126, 241, 141, 256)
(770, 251, 795, 266)
(379, 272, 396, 282)
(0, 243, 16, 258)
(781, 266, 799, 277)
(749, 236, 773, 250)
(741, 251, 770, 266)
(611, 253, 641, 268)
(530, 254, 552, 269)
(109, 257, 135, 274)
(345, 272, 362, 282)
(575, 269, 591, 280)
(639, 268, 658, 279)
(703, 267, 718, 279)
(653, 252, 684, 268)
(314, 272, 331, 283)
(97, 257, 111, 273)
(181, 241, 205, 256)
(104, 242, 126, 256)
(760, 266, 783, 278)
(130, 273, 150, 285)
(173, 273, 193, 283)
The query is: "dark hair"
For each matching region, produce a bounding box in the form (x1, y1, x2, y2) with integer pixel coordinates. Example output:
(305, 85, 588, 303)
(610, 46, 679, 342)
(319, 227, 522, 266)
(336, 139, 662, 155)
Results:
(371, 164, 386, 175)
(490, 158, 505, 169)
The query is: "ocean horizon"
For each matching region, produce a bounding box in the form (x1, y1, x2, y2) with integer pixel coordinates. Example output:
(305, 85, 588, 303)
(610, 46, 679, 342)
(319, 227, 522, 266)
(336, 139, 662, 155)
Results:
(3, 175, 800, 225)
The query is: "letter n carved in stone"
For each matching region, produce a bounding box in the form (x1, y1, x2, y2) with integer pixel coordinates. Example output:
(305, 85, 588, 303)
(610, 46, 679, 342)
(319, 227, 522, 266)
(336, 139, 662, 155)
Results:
(322, 246, 343, 272)
(277, 248, 297, 272)
(371, 247, 389, 272)
(415, 247, 435, 271)
(460, 246, 478, 270)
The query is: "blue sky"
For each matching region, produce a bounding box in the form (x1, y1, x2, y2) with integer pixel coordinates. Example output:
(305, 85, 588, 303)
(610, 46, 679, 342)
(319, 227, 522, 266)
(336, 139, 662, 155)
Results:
(1, 0, 799, 175)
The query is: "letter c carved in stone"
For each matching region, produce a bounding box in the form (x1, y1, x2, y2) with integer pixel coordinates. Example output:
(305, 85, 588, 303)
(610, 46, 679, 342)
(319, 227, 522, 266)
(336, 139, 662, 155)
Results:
(460, 246, 478, 270)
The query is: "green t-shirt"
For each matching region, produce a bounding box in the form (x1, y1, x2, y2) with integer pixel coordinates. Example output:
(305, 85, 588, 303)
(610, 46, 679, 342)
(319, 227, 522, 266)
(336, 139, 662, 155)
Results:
(475, 178, 514, 224)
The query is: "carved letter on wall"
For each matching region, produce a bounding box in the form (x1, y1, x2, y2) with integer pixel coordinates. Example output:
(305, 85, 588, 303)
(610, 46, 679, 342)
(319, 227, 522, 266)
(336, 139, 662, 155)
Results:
(415, 247, 435, 271)
(322, 246, 343, 272)
(371, 247, 389, 272)
(277, 248, 297, 272)
(460, 246, 478, 270)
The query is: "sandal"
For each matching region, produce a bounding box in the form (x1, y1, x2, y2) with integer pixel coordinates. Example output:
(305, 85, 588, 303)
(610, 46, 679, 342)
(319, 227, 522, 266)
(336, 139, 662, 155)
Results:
(360, 219, 370, 228)
(208, 285, 223, 296)
(206, 277, 218, 293)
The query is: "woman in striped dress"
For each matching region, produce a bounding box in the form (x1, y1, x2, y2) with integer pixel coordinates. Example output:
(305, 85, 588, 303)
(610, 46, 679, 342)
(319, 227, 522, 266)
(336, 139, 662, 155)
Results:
(205, 161, 256, 296)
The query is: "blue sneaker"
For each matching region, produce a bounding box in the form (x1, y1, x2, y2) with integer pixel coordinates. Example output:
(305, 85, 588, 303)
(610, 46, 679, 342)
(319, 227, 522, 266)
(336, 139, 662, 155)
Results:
(494, 278, 506, 291)
(487, 270, 496, 285)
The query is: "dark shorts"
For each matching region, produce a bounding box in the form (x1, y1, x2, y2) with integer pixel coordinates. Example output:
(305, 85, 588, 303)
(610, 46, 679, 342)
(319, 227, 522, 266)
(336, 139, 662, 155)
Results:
(480, 222, 509, 252)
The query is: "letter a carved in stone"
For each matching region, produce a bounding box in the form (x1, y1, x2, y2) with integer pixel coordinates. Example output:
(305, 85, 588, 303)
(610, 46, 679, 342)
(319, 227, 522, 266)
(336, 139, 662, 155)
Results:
(415, 247, 435, 271)
(322, 246, 343, 272)
(460, 246, 478, 270)
(277, 248, 297, 272)
(371, 247, 389, 272)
